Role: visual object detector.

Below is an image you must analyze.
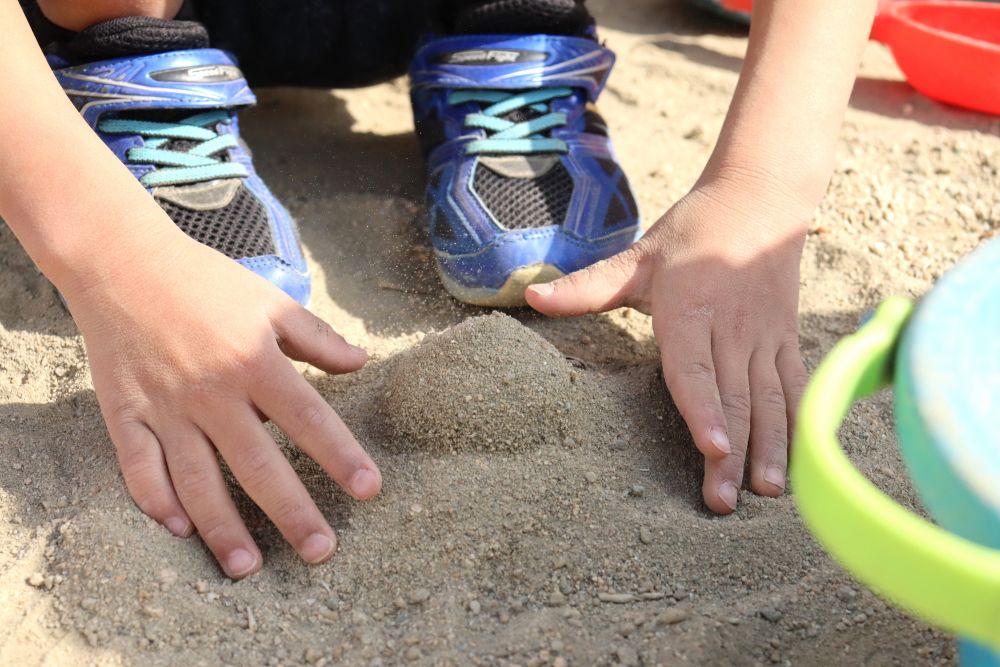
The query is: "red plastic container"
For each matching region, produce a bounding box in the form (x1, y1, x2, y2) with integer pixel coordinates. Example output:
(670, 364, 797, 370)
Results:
(871, 1, 1000, 115)
(718, 0, 1000, 116)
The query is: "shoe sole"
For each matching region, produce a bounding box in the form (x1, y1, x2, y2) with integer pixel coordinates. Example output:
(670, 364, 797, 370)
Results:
(437, 262, 565, 308)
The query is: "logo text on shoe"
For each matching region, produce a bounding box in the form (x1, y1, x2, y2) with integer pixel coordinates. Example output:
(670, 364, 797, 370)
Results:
(150, 65, 244, 83)
(436, 50, 548, 66)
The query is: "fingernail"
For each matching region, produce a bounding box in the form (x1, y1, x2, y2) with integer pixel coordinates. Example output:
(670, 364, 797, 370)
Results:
(164, 517, 191, 537)
(764, 466, 786, 489)
(528, 283, 554, 297)
(300, 533, 336, 564)
(348, 343, 367, 356)
(349, 469, 380, 499)
(719, 481, 739, 511)
(225, 549, 257, 578)
(710, 427, 732, 455)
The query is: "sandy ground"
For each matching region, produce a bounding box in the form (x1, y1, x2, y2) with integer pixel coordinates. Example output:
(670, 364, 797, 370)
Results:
(2, 1, 999, 665)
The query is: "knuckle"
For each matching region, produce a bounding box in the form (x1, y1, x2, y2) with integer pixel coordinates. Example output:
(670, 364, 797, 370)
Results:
(788, 368, 810, 396)
(720, 391, 752, 419)
(107, 403, 146, 431)
(768, 433, 790, 456)
(173, 457, 213, 497)
(116, 439, 152, 473)
(234, 447, 275, 492)
(198, 518, 237, 550)
(273, 497, 314, 535)
(292, 401, 331, 439)
(228, 344, 269, 375)
(678, 360, 715, 383)
(236, 446, 275, 488)
(757, 385, 787, 412)
(131, 489, 170, 520)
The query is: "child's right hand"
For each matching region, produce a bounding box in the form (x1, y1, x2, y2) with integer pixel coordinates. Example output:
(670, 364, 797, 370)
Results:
(1, 0, 378, 579)
(62, 233, 382, 579)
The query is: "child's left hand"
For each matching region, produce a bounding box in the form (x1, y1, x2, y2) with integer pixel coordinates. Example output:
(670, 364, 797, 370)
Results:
(527, 172, 810, 513)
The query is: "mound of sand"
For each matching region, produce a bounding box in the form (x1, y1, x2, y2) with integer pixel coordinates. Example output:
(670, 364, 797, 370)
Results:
(379, 313, 598, 454)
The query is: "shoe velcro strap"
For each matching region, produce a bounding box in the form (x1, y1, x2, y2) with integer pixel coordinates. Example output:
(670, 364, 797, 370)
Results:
(54, 48, 256, 126)
(410, 34, 615, 103)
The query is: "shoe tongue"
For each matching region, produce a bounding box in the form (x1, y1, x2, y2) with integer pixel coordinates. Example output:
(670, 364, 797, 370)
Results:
(55, 17, 209, 64)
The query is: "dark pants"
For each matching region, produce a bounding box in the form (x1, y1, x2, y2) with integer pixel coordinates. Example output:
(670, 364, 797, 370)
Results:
(23, 0, 593, 88)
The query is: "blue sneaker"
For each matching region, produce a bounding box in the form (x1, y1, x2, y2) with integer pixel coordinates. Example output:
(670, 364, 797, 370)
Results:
(410, 33, 641, 307)
(50, 39, 310, 305)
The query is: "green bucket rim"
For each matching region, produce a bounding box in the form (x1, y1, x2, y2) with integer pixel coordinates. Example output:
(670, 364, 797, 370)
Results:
(791, 296, 1000, 651)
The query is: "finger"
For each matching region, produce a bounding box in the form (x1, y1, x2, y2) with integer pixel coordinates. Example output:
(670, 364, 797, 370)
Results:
(657, 317, 732, 462)
(206, 409, 337, 565)
(110, 418, 192, 537)
(525, 247, 642, 316)
(159, 424, 261, 579)
(776, 341, 809, 448)
(702, 347, 752, 514)
(271, 306, 368, 375)
(747, 349, 788, 497)
(252, 361, 382, 501)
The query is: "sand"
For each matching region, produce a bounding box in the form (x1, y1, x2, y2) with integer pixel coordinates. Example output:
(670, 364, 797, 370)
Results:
(2, 0, 998, 665)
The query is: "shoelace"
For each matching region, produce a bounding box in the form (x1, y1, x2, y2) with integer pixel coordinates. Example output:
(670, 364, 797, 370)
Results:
(448, 87, 574, 155)
(98, 110, 248, 187)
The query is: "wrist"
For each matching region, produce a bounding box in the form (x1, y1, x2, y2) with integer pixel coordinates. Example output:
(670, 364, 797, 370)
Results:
(21, 206, 188, 305)
(693, 158, 823, 233)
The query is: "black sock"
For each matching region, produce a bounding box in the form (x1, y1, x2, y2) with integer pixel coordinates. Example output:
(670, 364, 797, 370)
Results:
(20, 0, 208, 64)
(447, 0, 594, 37)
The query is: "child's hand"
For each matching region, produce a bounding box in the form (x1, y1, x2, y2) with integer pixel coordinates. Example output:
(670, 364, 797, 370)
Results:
(64, 235, 382, 579)
(527, 174, 809, 513)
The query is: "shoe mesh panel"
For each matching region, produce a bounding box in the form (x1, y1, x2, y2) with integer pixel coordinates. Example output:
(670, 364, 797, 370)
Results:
(473, 161, 574, 230)
(156, 184, 277, 260)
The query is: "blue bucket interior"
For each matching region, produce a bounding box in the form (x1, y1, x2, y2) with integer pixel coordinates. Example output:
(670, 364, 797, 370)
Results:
(894, 237, 1000, 664)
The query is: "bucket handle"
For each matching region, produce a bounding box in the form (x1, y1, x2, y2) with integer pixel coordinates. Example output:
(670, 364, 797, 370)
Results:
(792, 296, 1000, 651)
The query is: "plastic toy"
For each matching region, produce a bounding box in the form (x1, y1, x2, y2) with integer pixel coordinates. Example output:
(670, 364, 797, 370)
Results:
(792, 237, 1000, 666)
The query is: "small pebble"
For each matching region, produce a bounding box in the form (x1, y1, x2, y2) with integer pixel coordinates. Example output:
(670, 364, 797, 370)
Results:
(468, 599, 481, 614)
(615, 645, 639, 666)
(142, 605, 164, 619)
(408, 589, 431, 605)
(598, 592, 635, 604)
(26, 573, 45, 588)
(628, 485, 645, 498)
(584, 471, 598, 484)
(760, 608, 783, 623)
(658, 608, 688, 625)
(638, 527, 652, 545)
(836, 586, 858, 603)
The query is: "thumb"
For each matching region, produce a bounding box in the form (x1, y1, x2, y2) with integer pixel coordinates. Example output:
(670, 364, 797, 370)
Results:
(272, 306, 368, 375)
(525, 248, 642, 317)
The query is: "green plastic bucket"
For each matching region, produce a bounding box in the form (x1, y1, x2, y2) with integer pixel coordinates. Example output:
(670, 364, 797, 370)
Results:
(792, 238, 1000, 664)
